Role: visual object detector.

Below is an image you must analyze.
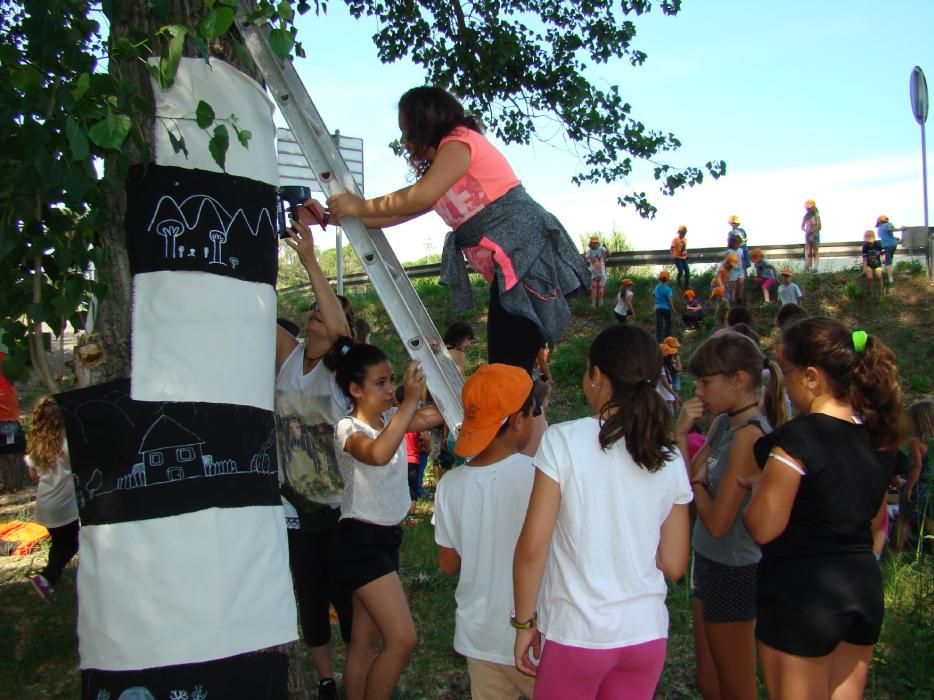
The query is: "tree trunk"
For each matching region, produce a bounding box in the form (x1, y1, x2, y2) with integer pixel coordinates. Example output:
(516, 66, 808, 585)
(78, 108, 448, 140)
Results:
(98, 6, 309, 698)
(0, 453, 28, 494)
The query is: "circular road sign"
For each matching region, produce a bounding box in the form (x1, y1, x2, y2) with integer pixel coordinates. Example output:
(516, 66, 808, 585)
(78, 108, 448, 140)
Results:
(910, 66, 928, 125)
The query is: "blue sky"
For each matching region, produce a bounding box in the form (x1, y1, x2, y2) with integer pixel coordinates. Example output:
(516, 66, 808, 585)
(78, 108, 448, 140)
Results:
(288, 0, 933, 260)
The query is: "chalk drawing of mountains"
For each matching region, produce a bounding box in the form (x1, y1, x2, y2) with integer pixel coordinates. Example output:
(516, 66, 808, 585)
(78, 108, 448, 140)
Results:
(148, 194, 275, 264)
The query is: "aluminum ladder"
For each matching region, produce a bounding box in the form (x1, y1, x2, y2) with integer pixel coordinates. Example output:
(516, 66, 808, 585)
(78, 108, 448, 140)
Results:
(235, 6, 465, 434)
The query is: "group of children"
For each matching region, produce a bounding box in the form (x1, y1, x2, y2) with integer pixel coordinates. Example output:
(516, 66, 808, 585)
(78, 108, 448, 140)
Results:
(16, 80, 931, 700)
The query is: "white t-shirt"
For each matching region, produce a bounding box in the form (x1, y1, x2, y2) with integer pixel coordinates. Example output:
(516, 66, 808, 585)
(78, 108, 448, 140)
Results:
(778, 282, 803, 306)
(335, 408, 411, 526)
(614, 289, 633, 316)
(433, 454, 535, 665)
(275, 343, 353, 512)
(534, 417, 693, 649)
(26, 444, 79, 528)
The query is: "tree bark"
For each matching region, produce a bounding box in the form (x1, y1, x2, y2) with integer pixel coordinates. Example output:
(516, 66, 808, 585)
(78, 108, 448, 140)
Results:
(98, 6, 309, 698)
(0, 453, 28, 494)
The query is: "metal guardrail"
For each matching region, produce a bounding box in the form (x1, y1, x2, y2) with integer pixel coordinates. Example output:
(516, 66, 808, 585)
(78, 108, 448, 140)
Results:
(278, 233, 932, 292)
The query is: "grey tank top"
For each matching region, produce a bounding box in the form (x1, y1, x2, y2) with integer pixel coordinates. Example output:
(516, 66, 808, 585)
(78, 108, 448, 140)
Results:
(691, 414, 771, 566)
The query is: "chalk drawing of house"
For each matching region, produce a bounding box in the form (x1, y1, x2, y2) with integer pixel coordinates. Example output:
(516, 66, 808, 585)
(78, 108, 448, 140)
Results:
(138, 415, 206, 485)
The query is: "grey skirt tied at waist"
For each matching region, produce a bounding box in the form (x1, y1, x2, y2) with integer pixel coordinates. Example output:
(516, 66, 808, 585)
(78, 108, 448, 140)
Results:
(439, 185, 590, 346)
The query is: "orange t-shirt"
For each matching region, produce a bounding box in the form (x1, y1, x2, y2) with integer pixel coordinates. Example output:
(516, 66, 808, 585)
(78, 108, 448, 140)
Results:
(0, 353, 20, 422)
(671, 236, 687, 260)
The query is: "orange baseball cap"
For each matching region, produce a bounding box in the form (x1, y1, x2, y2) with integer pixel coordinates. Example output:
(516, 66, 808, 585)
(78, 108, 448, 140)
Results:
(621, 278, 634, 286)
(663, 336, 681, 349)
(750, 248, 763, 262)
(454, 364, 533, 458)
(683, 289, 696, 299)
(710, 287, 725, 299)
(660, 343, 678, 357)
(659, 270, 671, 281)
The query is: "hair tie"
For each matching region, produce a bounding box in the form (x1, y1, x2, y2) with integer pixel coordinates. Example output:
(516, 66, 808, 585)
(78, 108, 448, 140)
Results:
(644, 378, 654, 386)
(340, 343, 351, 356)
(852, 330, 868, 354)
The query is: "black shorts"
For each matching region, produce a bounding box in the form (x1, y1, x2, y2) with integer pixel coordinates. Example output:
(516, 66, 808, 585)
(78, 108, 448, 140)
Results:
(287, 521, 353, 646)
(692, 552, 758, 623)
(756, 553, 883, 657)
(335, 519, 403, 593)
(487, 275, 542, 374)
(407, 462, 420, 501)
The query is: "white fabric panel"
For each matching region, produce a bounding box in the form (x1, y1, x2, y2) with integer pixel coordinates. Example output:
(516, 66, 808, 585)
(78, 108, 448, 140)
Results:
(152, 57, 279, 186)
(131, 271, 276, 410)
(77, 505, 297, 670)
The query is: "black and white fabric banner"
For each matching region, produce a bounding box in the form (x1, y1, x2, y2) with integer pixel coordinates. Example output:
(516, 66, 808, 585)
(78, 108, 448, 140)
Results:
(126, 164, 278, 285)
(56, 379, 279, 525)
(82, 650, 288, 700)
(66, 56, 297, 693)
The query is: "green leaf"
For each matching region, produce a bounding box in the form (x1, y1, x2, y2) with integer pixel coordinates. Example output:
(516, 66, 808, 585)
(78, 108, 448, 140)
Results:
(71, 73, 90, 101)
(236, 128, 252, 148)
(198, 8, 235, 40)
(167, 130, 189, 158)
(195, 100, 215, 128)
(12, 66, 42, 92)
(208, 124, 230, 170)
(65, 117, 90, 161)
(268, 28, 294, 60)
(88, 113, 131, 150)
(158, 25, 188, 89)
(277, 1, 295, 22)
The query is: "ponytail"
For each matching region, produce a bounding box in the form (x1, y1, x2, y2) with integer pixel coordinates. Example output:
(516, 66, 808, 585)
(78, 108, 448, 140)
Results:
(762, 360, 789, 428)
(781, 318, 902, 450)
(850, 334, 902, 450)
(588, 325, 674, 472)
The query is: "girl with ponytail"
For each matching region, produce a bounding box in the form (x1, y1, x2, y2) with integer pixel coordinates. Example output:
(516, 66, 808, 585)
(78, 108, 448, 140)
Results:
(513, 325, 691, 698)
(743, 318, 901, 698)
(675, 331, 783, 700)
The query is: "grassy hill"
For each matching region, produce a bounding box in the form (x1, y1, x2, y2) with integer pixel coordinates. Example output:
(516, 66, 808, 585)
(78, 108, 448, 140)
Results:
(0, 262, 931, 699)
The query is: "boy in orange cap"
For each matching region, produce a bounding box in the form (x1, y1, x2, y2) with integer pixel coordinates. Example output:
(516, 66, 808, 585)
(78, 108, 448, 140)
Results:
(585, 235, 608, 307)
(682, 288, 705, 331)
(777, 268, 803, 306)
(671, 225, 690, 289)
(613, 278, 635, 323)
(435, 364, 538, 699)
(653, 270, 676, 341)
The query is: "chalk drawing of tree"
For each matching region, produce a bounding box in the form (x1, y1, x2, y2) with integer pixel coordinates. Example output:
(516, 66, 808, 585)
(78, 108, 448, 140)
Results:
(191, 686, 208, 700)
(156, 219, 184, 259)
(208, 228, 228, 266)
(168, 691, 189, 700)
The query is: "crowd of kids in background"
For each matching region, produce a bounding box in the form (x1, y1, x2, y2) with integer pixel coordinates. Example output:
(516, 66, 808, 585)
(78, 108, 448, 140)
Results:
(10, 85, 929, 700)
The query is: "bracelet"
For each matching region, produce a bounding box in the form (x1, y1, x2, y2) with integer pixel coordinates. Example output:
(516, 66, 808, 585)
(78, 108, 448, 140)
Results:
(510, 610, 537, 630)
(690, 479, 708, 488)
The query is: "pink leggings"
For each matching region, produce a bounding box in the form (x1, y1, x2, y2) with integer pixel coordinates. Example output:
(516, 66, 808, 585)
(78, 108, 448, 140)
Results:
(533, 637, 666, 699)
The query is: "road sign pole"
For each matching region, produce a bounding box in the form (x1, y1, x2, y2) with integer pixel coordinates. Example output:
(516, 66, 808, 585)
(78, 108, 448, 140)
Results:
(909, 66, 930, 279)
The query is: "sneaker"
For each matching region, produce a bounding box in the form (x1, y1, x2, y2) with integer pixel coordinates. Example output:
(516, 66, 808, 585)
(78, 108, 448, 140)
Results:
(30, 574, 54, 603)
(317, 678, 338, 700)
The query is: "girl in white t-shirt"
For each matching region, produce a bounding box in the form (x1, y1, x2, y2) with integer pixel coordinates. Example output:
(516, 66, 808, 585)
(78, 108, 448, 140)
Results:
(513, 325, 692, 699)
(25, 396, 79, 603)
(331, 340, 441, 700)
(613, 278, 635, 323)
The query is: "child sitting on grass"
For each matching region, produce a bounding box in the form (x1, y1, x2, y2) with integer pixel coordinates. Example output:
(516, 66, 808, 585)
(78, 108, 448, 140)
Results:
(434, 364, 539, 699)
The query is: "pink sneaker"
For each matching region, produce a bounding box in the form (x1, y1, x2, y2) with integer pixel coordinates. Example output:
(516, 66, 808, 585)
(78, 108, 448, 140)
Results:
(30, 574, 54, 603)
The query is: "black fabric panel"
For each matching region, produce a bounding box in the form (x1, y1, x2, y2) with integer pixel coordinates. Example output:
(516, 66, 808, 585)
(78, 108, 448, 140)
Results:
(81, 650, 288, 700)
(55, 379, 279, 526)
(126, 164, 278, 286)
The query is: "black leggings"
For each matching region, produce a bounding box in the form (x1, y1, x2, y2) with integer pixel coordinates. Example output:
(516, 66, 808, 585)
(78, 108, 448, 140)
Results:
(487, 277, 543, 375)
(43, 519, 79, 587)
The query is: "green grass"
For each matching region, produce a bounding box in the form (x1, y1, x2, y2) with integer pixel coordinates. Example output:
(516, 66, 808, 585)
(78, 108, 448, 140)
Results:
(2, 264, 933, 698)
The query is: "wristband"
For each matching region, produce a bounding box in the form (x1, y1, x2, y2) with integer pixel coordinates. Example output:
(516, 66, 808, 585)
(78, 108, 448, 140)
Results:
(510, 610, 537, 630)
(691, 479, 709, 488)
